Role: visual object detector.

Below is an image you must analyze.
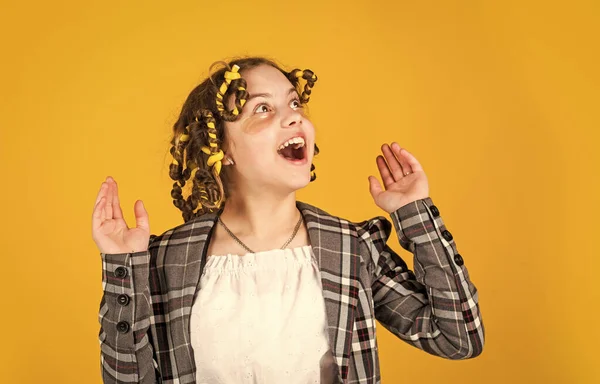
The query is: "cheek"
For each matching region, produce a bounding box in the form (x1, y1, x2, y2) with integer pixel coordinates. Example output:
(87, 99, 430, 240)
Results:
(240, 113, 274, 134)
(302, 119, 316, 144)
(234, 116, 278, 164)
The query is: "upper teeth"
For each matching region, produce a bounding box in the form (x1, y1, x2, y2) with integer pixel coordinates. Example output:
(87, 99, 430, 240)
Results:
(278, 136, 305, 151)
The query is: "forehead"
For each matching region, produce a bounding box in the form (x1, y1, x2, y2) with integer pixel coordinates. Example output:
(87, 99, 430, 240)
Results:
(240, 64, 294, 95)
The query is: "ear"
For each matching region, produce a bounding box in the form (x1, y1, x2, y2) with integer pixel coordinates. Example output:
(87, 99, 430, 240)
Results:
(223, 155, 235, 166)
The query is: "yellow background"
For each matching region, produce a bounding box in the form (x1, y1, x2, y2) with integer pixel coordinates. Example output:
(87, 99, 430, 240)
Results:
(1, 0, 598, 383)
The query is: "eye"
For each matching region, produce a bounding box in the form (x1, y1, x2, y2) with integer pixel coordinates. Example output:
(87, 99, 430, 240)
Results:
(254, 104, 270, 114)
(290, 99, 303, 109)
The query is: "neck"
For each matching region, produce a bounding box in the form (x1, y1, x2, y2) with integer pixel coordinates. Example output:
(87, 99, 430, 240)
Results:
(218, 187, 301, 242)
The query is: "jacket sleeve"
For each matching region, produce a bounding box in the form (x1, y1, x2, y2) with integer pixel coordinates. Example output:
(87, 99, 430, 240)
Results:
(366, 197, 484, 359)
(98, 237, 160, 383)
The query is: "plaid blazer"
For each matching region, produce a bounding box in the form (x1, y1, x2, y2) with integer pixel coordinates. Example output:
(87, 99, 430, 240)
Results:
(99, 197, 484, 383)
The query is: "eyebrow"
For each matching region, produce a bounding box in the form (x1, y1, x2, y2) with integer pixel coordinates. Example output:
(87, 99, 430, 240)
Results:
(246, 87, 298, 101)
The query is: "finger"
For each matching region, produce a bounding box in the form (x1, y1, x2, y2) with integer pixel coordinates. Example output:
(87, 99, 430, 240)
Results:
(134, 200, 150, 233)
(94, 182, 108, 207)
(381, 144, 404, 181)
(391, 142, 413, 175)
(92, 196, 106, 230)
(396, 145, 424, 173)
(368, 176, 383, 198)
(376, 155, 395, 188)
(105, 177, 114, 219)
(111, 178, 124, 220)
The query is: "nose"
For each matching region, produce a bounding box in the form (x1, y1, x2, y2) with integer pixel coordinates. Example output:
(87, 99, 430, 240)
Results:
(281, 108, 303, 128)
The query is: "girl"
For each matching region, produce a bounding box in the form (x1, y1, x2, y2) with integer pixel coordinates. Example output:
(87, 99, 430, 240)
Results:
(93, 57, 484, 384)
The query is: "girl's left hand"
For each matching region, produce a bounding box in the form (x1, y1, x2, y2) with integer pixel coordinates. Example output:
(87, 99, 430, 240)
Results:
(368, 143, 430, 213)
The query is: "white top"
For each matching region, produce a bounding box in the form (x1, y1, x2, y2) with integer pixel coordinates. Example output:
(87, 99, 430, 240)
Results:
(190, 245, 338, 384)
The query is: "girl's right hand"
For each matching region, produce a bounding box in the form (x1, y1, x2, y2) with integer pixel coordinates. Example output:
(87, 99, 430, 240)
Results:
(92, 176, 151, 254)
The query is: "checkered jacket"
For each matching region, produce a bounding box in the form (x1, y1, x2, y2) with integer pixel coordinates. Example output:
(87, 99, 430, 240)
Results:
(99, 197, 484, 383)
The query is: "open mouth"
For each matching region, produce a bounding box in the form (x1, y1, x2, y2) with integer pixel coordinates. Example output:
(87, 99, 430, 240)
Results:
(277, 137, 307, 163)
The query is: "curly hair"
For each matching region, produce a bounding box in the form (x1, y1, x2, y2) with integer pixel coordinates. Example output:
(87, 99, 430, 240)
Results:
(168, 57, 320, 223)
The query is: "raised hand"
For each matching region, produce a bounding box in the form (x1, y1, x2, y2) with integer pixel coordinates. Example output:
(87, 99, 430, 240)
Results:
(92, 176, 151, 254)
(368, 143, 430, 213)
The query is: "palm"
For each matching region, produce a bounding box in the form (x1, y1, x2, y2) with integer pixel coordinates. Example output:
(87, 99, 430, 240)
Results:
(92, 177, 151, 254)
(368, 143, 430, 213)
(97, 219, 149, 253)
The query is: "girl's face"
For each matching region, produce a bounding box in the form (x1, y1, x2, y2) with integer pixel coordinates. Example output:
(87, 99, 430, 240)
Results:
(224, 64, 315, 193)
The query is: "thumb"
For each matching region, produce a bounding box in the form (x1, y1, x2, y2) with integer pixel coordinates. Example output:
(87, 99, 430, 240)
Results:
(134, 200, 150, 233)
(368, 176, 383, 198)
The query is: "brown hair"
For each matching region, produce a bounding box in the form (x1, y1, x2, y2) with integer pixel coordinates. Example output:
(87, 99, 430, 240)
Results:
(168, 56, 320, 223)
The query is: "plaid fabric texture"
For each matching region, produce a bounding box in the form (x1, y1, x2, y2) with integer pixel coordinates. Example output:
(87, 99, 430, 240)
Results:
(99, 197, 484, 383)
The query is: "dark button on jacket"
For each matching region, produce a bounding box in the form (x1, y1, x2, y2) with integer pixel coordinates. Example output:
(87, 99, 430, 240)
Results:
(114, 266, 128, 279)
(442, 230, 453, 241)
(116, 321, 130, 334)
(454, 253, 464, 266)
(117, 294, 130, 306)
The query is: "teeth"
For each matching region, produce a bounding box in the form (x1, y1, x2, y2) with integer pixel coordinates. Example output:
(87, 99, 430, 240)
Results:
(278, 136, 305, 151)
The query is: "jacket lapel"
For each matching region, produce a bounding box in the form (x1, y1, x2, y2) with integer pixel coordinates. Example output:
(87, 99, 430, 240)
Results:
(297, 201, 360, 381)
(161, 208, 221, 380)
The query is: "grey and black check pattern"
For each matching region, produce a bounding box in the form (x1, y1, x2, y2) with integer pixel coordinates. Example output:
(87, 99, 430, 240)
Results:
(99, 197, 484, 383)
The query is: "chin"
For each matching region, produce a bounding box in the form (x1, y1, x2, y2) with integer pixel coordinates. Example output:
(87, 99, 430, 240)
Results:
(279, 170, 312, 193)
(293, 175, 312, 190)
(282, 171, 310, 189)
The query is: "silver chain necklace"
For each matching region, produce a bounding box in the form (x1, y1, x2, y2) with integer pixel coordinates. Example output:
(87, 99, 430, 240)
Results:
(217, 211, 304, 254)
